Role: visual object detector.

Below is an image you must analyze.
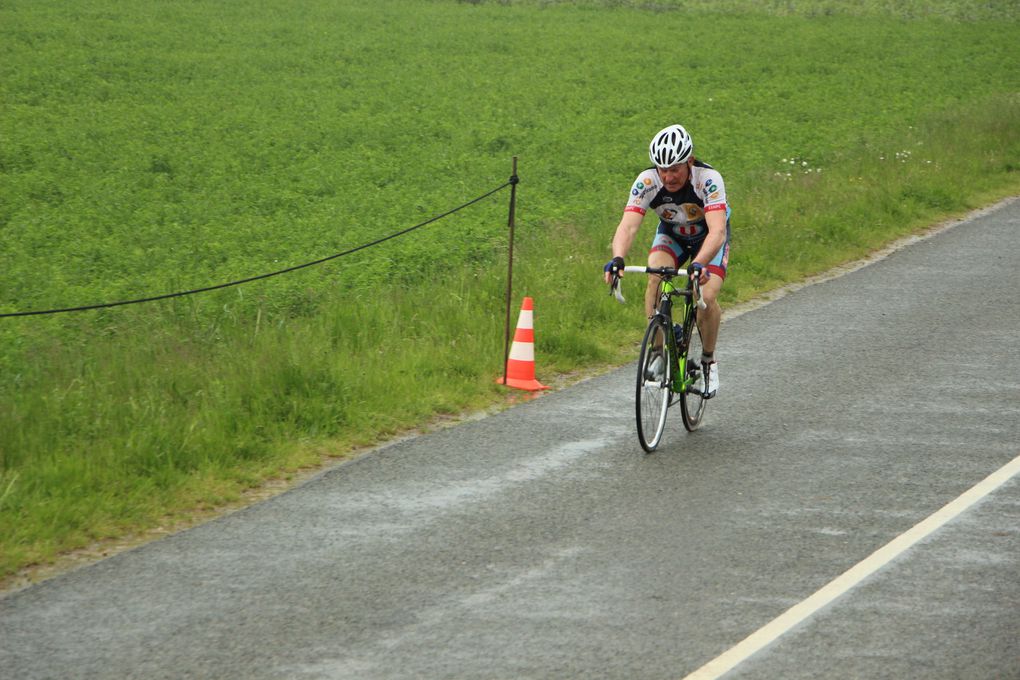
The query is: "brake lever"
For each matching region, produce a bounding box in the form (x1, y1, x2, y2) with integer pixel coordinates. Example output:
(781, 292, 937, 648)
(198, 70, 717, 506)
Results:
(611, 275, 626, 304)
(693, 277, 707, 310)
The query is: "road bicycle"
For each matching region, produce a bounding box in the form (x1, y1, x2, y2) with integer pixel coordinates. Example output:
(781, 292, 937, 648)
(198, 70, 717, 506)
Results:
(612, 266, 709, 452)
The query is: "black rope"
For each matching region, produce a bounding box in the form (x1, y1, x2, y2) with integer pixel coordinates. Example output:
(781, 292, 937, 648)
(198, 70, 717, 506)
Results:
(1, 181, 511, 318)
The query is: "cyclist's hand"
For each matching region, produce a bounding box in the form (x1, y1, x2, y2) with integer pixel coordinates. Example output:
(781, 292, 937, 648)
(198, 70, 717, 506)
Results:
(689, 262, 710, 285)
(603, 256, 625, 285)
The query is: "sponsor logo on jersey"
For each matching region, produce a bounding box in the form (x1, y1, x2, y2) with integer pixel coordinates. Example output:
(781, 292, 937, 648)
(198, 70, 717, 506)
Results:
(625, 206, 646, 215)
(704, 203, 727, 212)
(632, 189, 639, 196)
(674, 223, 700, 237)
(682, 203, 704, 222)
(709, 191, 720, 200)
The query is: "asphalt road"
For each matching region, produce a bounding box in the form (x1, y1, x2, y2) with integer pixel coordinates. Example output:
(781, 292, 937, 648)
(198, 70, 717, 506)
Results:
(2, 199, 1018, 679)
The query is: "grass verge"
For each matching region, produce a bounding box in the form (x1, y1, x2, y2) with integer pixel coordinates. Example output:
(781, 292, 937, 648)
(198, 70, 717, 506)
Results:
(3, 94, 1018, 584)
(1, 0, 1018, 582)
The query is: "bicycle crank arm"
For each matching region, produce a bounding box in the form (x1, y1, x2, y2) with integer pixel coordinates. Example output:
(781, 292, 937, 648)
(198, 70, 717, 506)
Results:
(685, 385, 715, 399)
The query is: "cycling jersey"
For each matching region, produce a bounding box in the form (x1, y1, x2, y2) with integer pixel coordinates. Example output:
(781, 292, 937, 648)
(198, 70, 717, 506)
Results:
(625, 160, 727, 238)
(624, 160, 731, 279)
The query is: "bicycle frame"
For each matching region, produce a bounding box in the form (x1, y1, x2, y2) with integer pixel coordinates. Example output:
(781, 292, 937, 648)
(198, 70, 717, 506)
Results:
(654, 276, 699, 400)
(613, 266, 708, 449)
(613, 266, 706, 398)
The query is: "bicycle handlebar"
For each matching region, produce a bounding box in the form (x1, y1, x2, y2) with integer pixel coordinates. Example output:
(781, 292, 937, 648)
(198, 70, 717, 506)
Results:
(622, 265, 689, 276)
(611, 265, 707, 310)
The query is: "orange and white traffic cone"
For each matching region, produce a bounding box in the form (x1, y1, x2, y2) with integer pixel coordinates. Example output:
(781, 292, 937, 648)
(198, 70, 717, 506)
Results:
(497, 297, 549, 391)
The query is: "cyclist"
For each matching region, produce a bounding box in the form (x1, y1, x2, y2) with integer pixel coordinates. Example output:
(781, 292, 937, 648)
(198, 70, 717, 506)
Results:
(603, 124, 731, 396)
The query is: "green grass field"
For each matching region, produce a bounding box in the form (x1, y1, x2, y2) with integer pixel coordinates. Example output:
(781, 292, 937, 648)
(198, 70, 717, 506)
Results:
(2, 0, 1018, 581)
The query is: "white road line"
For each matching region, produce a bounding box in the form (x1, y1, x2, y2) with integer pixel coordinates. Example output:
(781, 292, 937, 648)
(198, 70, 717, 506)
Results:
(682, 452, 1020, 680)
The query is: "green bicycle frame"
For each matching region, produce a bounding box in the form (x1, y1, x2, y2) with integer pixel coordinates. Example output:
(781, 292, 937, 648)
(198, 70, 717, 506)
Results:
(658, 278, 696, 396)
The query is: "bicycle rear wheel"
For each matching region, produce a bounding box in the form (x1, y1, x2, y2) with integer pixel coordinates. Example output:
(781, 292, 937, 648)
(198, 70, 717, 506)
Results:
(636, 317, 672, 452)
(680, 315, 707, 431)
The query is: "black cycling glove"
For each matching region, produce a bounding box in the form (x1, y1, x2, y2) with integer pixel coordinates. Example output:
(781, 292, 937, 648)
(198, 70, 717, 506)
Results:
(604, 256, 625, 276)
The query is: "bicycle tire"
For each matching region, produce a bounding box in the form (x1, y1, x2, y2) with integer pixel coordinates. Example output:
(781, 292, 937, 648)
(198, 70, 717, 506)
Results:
(636, 316, 672, 452)
(680, 310, 707, 431)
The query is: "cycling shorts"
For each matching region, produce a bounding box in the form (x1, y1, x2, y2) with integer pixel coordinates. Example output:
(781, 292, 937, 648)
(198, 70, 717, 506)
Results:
(649, 210, 731, 280)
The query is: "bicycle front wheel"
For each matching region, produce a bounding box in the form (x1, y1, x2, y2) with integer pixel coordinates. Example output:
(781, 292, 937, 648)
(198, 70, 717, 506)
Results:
(636, 316, 672, 452)
(680, 315, 707, 431)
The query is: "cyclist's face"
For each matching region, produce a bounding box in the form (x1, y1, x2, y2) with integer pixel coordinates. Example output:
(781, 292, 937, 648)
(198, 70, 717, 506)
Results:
(657, 161, 690, 192)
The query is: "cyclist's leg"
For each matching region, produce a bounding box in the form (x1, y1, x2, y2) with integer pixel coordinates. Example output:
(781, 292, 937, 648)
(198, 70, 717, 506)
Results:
(647, 230, 682, 319)
(699, 224, 731, 355)
(699, 275, 723, 354)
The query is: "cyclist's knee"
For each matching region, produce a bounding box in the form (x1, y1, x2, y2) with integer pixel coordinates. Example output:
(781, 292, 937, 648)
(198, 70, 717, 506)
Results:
(648, 250, 675, 269)
(700, 277, 723, 305)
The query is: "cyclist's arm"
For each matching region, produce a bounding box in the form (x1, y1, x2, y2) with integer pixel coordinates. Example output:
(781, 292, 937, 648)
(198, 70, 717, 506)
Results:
(604, 210, 644, 283)
(611, 210, 644, 260)
(692, 208, 726, 270)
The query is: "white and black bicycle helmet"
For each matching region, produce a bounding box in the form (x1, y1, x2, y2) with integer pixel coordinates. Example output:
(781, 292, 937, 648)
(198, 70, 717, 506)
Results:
(648, 124, 694, 168)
